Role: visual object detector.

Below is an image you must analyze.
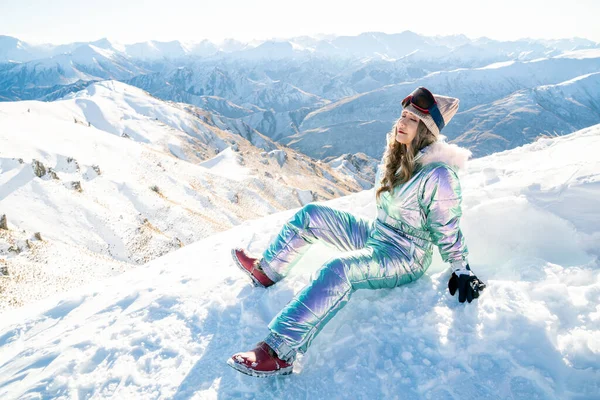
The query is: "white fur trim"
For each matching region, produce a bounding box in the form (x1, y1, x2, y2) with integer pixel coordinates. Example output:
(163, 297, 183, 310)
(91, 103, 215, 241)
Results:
(417, 141, 472, 171)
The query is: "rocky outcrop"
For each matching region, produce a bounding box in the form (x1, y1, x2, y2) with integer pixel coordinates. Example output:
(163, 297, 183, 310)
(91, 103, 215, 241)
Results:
(71, 181, 82, 192)
(48, 168, 59, 180)
(31, 159, 46, 177)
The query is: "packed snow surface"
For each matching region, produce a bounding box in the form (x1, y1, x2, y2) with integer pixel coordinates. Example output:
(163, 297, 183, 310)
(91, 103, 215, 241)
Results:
(0, 125, 599, 399)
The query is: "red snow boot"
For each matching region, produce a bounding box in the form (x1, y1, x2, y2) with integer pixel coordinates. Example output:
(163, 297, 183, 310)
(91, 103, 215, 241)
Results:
(231, 248, 274, 288)
(227, 342, 293, 377)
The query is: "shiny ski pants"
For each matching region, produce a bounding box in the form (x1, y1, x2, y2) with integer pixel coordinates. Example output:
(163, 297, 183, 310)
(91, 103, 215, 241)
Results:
(260, 203, 427, 359)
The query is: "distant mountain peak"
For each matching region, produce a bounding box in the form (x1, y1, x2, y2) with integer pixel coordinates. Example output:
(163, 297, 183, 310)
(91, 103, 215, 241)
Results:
(90, 38, 113, 49)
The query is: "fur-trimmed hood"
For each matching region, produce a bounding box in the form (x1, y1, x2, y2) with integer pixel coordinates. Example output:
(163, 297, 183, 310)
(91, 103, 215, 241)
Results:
(414, 139, 472, 171)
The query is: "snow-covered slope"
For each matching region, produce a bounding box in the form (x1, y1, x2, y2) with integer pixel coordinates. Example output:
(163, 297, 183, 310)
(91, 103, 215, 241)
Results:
(0, 125, 598, 399)
(0, 36, 40, 63)
(127, 65, 330, 114)
(0, 81, 363, 309)
(448, 71, 600, 155)
(327, 152, 379, 190)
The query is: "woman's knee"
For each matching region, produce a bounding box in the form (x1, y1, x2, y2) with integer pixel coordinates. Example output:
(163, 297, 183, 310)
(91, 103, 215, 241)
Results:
(301, 203, 325, 218)
(315, 258, 351, 288)
(291, 203, 325, 228)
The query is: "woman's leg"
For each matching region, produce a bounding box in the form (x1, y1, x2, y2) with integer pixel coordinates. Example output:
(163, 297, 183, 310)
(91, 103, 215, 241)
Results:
(265, 243, 424, 361)
(260, 203, 373, 283)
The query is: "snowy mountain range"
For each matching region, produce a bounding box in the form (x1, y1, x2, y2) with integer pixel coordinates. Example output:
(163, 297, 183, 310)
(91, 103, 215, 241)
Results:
(0, 80, 371, 309)
(0, 123, 598, 399)
(2, 33, 597, 63)
(289, 50, 600, 158)
(1, 32, 600, 160)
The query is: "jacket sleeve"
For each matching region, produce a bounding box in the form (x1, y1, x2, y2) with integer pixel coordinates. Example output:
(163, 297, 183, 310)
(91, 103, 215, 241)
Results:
(419, 165, 469, 268)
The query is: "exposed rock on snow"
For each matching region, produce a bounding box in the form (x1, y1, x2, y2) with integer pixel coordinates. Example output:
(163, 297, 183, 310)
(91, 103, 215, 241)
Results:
(47, 168, 59, 180)
(31, 159, 46, 177)
(70, 181, 82, 192)
(267, 149, 288, 167)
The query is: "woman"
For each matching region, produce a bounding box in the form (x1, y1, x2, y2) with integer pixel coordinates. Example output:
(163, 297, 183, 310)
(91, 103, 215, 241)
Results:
(227, 87, 486, 377)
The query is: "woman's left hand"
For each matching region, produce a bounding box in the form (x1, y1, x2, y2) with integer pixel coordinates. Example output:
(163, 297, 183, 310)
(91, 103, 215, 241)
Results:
(448, 265, 486, 303)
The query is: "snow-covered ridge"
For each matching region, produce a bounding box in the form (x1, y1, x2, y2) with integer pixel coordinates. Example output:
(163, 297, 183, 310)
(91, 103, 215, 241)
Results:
(0, 81, 364, 309)
(0, 124, 598, 399)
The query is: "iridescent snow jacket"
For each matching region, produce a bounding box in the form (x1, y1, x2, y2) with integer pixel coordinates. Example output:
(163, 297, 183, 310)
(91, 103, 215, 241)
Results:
(374, 139, 472, 272)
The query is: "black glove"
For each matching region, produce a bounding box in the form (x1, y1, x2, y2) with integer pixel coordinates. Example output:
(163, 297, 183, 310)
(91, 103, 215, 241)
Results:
(448, 265, 486, 303)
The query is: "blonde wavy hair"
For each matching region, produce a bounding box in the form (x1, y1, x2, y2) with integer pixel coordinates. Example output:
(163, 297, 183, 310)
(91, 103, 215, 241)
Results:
(375, 118, 437, 199)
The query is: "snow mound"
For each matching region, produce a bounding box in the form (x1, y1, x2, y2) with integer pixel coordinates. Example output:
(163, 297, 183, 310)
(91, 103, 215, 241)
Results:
(267, 149, 288, 167)
(199, 147, 249, 181)
(0, 125, 599, 399)
(294, 188, 314, 205)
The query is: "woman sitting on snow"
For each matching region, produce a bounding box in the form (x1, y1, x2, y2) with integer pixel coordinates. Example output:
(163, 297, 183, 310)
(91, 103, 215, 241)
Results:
(227, 87, 486, 377)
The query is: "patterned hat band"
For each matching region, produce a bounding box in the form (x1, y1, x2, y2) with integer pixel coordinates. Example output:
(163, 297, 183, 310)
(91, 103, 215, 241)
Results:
(403, 104, 442, 137)
(401, 88, 460, 137)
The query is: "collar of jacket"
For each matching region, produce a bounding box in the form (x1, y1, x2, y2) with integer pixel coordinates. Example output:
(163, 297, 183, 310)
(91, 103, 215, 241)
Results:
(414, 137, 472, 172)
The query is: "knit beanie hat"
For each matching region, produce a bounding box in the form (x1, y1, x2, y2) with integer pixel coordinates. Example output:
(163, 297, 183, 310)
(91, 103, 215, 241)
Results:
(402, 87, 460, 137)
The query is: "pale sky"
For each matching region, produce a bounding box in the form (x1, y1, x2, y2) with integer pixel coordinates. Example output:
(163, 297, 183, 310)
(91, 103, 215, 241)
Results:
(1, 0, 598, 45)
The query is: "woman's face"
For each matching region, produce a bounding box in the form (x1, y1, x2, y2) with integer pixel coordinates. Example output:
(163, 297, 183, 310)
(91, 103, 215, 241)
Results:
(395, 109, 420, 147)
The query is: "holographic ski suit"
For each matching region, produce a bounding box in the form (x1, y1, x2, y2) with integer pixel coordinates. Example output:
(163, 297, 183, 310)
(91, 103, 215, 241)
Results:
(260, 140, 471, 361)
